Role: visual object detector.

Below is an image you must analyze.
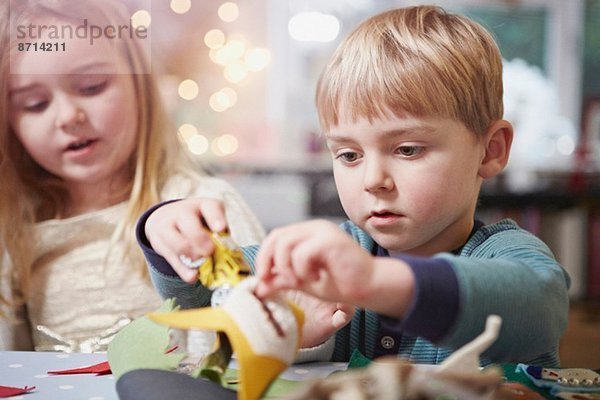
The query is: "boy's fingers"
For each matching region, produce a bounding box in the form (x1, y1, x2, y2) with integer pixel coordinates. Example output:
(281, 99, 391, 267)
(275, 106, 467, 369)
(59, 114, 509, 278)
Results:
(253, 281, 272, 299)
(331, 306, 353, 330)
(254, 273, 294, 299)
(290, 239, 323, 282)
(337, 302, 355, 315)
(273, 233, 309, 285)
(255, 232, 278, 280)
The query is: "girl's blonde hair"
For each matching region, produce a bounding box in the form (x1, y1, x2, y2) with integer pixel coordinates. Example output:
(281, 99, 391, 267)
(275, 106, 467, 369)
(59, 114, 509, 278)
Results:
(316, 5, 504, 136)
(0, 0, 193, 309)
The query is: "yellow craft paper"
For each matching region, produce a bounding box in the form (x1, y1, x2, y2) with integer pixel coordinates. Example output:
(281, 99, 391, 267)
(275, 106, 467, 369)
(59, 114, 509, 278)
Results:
(149, 299, 304, 400)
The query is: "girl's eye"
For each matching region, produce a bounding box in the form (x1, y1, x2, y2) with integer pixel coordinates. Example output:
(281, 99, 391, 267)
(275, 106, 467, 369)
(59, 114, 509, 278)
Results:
(336, 151, 361, 163)
(23, 100, 49, 112)
(79, 80, 108, 96)
(396, 146, 424, 157)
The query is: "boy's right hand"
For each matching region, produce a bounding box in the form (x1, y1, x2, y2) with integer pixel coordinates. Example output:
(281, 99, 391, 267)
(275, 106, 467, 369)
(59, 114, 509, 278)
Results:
(144, 198, 228, 283)
(285, 290, 354, 348)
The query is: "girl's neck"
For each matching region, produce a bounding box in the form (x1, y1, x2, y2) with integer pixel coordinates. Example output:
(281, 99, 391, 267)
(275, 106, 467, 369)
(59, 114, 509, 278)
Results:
(63, 175, 131, 218)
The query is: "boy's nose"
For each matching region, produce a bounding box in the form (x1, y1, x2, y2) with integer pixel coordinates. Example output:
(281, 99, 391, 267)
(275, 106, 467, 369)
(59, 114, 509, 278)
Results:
(54, 96, 86, 130)
(362, 160, 394, 192)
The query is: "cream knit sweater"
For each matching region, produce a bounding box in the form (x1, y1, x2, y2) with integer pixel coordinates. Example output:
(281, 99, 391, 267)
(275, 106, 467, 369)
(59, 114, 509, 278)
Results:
(0, 174, 264, 352)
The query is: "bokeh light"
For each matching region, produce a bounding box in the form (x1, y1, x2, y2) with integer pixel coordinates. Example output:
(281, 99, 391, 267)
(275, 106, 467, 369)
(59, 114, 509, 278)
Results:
(216, 134, 239, 155)
(557, 135, 575, 155)
(188, 134, 209, 155)
(224, 62, 247, 83)
(288, 12, 339, 42)
(210, 39, 246, 66)
(177, 123, 198, 142)
(244, 48, 271, 71)
(211, 134, 239, 156)
(220, 87, 237, 106)
(204, 29, 226, 49)
(178, 79, 199, 100)
(170, 0, 191, 14)
(209, 92, 229, 112)
(218, 2, 239, 23)
(131, 9, 151, 29)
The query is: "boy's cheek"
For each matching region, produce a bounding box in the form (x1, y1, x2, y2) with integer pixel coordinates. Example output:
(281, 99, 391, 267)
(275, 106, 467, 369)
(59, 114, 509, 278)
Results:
(335, 184, 361, 211)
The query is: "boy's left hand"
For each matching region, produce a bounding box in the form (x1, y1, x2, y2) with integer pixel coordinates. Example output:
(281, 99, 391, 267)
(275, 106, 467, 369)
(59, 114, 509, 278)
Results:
(254, 219, 415, 319)
(285, 290, 354, 348)
(254, 219, 376, 303)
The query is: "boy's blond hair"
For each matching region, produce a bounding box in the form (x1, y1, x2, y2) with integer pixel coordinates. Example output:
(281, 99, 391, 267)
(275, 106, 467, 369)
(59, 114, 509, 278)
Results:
(316, 5, 503, 136)
(0, 0, 195, 310)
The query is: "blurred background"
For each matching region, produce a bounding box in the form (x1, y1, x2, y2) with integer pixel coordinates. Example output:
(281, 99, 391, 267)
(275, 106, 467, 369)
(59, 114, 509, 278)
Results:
(128, 0, 598, 366)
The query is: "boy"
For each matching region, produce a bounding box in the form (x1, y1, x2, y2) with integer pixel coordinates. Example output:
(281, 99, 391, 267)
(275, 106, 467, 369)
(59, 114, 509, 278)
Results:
(138, 5, 569, 367)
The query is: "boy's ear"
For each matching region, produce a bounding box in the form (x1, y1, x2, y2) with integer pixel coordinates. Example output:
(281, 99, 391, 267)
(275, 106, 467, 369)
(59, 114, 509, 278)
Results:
(478, 120, 513, 179)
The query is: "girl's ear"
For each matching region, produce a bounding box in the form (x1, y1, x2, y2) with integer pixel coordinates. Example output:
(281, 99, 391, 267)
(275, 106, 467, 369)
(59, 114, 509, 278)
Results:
(478, 120, 513, 179)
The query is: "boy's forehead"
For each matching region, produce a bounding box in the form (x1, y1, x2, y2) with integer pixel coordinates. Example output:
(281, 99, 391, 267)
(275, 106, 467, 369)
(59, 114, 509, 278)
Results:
(327, 102, 420, 131)
(326, 113, 439, 136)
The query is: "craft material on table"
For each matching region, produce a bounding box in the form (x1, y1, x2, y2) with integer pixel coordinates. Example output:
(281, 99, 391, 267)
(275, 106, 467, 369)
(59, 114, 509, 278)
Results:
(149, 277, 304, 400)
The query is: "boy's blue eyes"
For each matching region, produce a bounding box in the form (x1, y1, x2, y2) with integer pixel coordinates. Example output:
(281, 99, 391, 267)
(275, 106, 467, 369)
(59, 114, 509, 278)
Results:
(396, 146, 424, 157)
(337, 152, 360, 162)
(336, 146, 424, 162)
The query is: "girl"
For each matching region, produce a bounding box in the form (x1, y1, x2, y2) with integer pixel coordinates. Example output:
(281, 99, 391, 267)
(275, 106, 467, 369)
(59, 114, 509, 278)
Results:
(0, 0, 264, 351)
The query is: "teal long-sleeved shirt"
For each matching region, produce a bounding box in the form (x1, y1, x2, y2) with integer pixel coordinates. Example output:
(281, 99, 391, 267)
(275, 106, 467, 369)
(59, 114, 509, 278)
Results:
(139, 216, 570, 367)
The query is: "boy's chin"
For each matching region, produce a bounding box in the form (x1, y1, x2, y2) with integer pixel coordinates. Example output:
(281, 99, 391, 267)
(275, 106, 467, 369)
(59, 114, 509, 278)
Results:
(364, 226, 431, 255)
(365, 229, 408, 252)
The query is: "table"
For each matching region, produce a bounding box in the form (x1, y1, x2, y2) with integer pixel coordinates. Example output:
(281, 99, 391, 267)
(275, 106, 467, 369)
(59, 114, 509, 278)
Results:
(0, 351, 348, 399)
(5, 352, 590, 399)
(1, 351, 115, 399)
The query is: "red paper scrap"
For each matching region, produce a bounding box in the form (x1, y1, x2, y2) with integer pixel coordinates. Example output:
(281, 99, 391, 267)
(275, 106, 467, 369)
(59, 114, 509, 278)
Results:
(46, 346, 178, 376)
(0, 385, 36, 398)
(48, 361, 111, 376)
(165, 345, 179, 353)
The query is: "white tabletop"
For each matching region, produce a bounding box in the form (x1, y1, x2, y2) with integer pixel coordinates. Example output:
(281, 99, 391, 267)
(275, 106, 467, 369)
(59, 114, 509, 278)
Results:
(0, 351, 348, 399)
(1, 351, 116, 400)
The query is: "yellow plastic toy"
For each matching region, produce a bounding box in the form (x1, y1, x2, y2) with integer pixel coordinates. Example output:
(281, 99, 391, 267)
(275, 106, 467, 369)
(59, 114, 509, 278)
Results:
(198, 232, 250, 290)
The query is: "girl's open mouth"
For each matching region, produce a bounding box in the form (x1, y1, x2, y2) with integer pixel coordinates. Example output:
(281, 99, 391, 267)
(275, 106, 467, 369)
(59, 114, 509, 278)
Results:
(65, 138, 97, 152)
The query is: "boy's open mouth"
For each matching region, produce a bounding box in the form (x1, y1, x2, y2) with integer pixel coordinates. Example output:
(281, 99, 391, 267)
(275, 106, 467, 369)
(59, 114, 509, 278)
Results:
(369, 211, 404, 226)
(371, 210, 398, 217)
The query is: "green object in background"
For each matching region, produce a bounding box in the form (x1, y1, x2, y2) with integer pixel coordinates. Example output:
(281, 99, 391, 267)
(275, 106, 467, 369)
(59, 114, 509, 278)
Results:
(500, 364, 571, 400)
(107, 299, 186, 379)
(196, 332, 233, 385)
(222, 367, 304, 398)
(262, 377, 305, 398)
